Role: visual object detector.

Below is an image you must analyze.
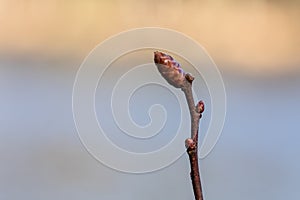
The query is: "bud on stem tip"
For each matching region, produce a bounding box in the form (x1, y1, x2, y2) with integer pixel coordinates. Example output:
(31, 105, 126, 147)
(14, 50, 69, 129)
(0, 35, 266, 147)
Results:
(154, 51, 186, 88)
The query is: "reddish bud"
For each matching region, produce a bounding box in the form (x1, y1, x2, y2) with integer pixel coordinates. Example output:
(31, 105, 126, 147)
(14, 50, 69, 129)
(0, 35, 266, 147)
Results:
(185, 73, 194, 83)
(185, 138, 194, 148)
(154, 51, 185, 88)
(196, 100, 205, 113)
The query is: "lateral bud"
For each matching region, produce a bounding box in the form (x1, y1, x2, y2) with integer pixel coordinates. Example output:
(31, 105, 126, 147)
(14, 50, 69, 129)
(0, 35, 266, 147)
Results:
(185, 73, 194, 83)
(185, 138, 195, 149)
(196, 100, 205, 113)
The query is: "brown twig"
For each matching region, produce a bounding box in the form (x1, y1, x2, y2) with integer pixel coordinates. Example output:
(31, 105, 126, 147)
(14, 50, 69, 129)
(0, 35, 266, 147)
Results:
(183, 78, 204, 200)
(154, 51, 204, 200)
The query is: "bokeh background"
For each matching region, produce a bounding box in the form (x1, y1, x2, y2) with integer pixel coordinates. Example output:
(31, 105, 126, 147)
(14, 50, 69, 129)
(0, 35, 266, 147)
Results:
(1, 0, 300, 199)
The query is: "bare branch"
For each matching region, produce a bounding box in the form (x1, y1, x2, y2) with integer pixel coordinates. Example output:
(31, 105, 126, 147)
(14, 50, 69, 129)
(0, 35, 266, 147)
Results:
(154, 51, 205, 200)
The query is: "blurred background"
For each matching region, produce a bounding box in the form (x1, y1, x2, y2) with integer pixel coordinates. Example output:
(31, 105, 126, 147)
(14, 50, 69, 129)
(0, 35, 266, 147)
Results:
(1, 0, 300, 199)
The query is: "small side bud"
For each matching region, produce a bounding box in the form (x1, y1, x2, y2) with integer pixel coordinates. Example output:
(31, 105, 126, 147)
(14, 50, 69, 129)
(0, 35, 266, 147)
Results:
(185, 138, 194, 149)
(185, 73, 194, 83)
(196, 100, 205, 113)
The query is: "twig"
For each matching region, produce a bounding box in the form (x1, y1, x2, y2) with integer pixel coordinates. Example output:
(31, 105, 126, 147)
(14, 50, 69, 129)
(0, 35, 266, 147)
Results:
(182, 74, 204, 200)
(183, 79, 204, 200)
(154, 51, 204, 200)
